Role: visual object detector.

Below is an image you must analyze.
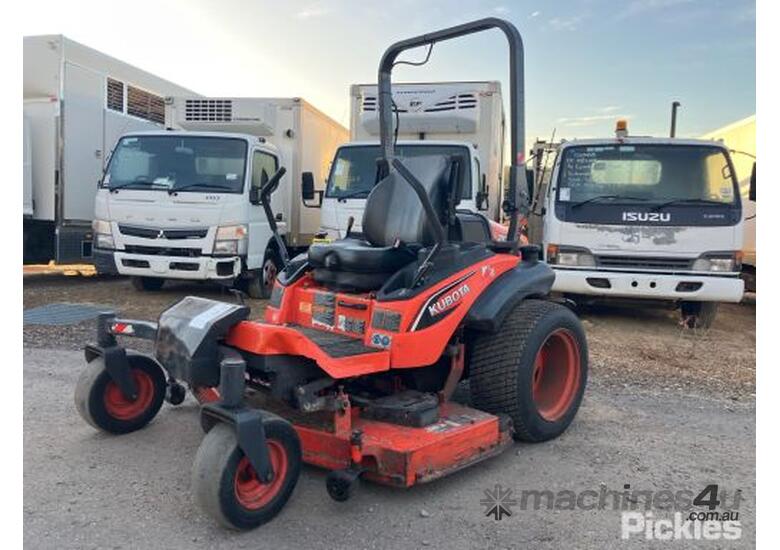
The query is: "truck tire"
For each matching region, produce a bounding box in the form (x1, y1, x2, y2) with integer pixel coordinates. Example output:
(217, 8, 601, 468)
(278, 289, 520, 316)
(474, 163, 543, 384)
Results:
(192, 419, 301, 530)
(131, 276, 165, 291)
(469, 299, 588, 442)
(680, 301, 719, 329)
(74, 356, 166, 434)
(246, 249, 281, 299)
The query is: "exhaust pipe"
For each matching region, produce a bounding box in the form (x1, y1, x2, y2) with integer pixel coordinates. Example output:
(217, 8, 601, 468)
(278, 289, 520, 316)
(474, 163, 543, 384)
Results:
(670, 101, 681, 138)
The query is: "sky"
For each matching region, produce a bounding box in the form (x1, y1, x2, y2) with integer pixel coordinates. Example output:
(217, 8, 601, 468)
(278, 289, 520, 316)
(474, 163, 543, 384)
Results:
(21, 0, 755, 142)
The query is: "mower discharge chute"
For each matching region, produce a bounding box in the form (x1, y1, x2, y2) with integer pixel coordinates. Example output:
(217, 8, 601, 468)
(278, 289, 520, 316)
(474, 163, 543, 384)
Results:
(74, 17, 588, 530)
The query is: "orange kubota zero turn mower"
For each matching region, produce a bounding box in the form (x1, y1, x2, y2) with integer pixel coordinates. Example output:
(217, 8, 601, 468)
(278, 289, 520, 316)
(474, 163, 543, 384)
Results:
(75, 18, 588, 530)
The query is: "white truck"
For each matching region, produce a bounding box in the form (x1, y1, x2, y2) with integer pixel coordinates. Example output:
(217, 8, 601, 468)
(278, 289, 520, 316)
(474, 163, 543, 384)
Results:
(315, 82, 506, 240)
(23, 35, 196, 263)
(533, 121, 745, 327)
(93, 97, 347, 297)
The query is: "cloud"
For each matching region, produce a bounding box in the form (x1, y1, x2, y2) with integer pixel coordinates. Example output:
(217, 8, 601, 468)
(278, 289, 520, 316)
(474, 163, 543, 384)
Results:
(556, 113, 632, 127)
(295, 5, 331, 19)
(493, 5, 509, 14)
(530, 11, 540, 18)
(613, 0, 694, 21)
(597, 106, 622, 113)
(548, 15, 583, 32)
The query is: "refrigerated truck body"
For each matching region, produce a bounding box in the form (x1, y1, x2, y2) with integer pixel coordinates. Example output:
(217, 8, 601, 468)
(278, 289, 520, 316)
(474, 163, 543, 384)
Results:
(23, 35, 197, 263)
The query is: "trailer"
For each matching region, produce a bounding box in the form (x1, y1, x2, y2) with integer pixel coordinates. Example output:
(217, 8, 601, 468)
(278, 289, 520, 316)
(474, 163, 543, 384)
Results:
(93, 97, 348, 297)
(23, 35, 197, 264)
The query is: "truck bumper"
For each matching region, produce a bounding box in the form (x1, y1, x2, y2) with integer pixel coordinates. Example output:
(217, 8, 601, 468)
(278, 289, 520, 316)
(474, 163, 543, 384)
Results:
(551, 268, 745, 302)
(93, 248, 119, 275)
(111, 251, 242, 281)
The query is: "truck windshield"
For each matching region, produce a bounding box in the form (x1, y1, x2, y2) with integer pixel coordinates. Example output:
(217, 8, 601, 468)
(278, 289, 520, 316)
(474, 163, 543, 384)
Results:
(556, 144, 738, 206)
(103, 136, 248, 193)
(325, 144, 472, 199)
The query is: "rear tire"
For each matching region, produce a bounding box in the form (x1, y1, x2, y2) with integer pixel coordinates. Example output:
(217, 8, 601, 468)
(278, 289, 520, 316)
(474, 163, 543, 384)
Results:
(74, 357, 166, 434)
(245, 249, 281, 299)
(469, 299, 588, 442)
(192, 419, 301, 530)
(131, 276, 165, 291)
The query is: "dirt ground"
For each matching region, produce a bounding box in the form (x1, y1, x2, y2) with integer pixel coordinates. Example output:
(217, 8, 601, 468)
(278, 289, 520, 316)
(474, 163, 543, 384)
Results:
(23, 274, 756, 400)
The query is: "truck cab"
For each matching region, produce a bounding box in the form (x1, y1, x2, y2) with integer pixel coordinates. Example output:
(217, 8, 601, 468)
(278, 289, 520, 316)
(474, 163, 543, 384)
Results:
(93, 131, 284, 296)
(538, 126, 744, 327)
(318, 140, 496, 239)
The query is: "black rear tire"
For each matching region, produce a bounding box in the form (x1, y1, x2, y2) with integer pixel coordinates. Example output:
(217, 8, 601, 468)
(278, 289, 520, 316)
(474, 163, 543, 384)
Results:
(192, 418, 301, 530)
(469, 299, 588, 442)
(131, 276, 165, 291)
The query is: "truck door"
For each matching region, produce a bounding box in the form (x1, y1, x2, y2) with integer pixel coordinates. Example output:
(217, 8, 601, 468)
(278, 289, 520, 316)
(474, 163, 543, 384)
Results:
(62, 62, 104, 223)
(247, 149, 280, 269)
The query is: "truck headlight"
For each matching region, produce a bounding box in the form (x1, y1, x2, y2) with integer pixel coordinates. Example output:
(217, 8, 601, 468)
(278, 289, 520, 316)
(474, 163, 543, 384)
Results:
(692, 252, 741, 273)
(92, 219, 114, 249)
(547, 245, 596, 267)
(214, 224, 247, 256)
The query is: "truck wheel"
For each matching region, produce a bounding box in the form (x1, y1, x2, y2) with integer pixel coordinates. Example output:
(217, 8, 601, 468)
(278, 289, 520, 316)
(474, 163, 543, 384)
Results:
(74, 356, 166, 434)
(192, 419, 301, 530)
(246, 249, 281, 299)
(131, 276, 165, 291)
(469, 299, 588, 443)
(680, 301, 719, 329)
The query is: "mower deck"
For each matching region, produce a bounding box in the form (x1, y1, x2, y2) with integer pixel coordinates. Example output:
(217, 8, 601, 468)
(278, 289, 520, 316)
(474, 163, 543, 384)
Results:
(296, 402, 512, 487)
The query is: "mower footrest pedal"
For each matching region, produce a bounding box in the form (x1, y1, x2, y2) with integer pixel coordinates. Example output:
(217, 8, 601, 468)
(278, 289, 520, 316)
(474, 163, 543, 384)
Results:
(361, 390, 439, 427)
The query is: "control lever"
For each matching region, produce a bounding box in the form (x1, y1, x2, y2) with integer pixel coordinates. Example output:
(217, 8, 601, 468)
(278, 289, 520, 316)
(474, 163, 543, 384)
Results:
(345, 216, 355, 239)
(259, 167, 290, 266)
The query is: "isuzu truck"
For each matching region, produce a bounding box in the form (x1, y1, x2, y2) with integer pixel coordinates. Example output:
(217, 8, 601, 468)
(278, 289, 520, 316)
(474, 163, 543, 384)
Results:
(315, 82, 506, 240)
(94, 97, 347, 297)
(532, 120, 746, 327)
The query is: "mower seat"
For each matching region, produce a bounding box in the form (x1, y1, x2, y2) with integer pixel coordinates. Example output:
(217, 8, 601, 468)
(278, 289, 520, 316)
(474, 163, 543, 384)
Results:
(308, 155, 451, 292)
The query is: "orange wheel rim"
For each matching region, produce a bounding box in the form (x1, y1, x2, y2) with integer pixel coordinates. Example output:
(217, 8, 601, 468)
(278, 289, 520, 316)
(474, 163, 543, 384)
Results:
(531, 329, 581, 422)
(234, 440, 288, 510)
(103, 370, 155, 420)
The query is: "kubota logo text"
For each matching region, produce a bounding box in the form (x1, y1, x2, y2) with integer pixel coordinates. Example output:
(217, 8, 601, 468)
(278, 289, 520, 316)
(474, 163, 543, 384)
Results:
(622, 212, 671, 222)
(428, 284, 471, 317)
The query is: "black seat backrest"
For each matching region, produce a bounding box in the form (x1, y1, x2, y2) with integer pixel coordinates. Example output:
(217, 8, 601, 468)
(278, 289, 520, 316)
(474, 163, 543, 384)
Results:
(362, 155, 452, 247)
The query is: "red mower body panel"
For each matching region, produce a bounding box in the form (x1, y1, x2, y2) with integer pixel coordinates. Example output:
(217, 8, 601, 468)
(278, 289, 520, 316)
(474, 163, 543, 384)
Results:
(226, 254, 520, 378)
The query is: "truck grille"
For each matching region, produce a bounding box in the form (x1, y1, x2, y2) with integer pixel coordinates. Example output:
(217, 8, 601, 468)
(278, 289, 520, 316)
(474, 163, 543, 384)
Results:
(124, 245, 202, 257)
(118, 225, 208, 240)
(595, 255, 693, 271)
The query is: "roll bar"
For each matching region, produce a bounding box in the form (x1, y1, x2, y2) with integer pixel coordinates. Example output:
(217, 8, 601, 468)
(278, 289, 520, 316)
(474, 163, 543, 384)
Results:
(377, 17, 527, 242)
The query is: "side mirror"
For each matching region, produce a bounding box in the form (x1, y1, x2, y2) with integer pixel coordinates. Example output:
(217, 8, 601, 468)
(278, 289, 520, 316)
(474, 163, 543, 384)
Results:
(249, 186, 261, 205)
(301, 171, 323, 208)
(525, 168, 535, 203)
(749, 162, 756, 201)
(302, 171, 315, 201)
(476, 174, 489, 210)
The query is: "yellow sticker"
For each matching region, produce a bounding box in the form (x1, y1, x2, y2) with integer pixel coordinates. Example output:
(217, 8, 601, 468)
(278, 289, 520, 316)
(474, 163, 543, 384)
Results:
(299, 302, 312, 314)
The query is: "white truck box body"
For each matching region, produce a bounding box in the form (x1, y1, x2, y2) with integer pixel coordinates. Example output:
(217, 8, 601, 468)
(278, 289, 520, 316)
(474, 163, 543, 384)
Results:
(166, 97, 348, 247)
(23, 35, 196, 262)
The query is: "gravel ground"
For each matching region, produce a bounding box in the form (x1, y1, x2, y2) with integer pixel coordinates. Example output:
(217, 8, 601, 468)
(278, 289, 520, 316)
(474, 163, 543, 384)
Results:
(23, 274, 756, 399)
(23, 348, 755, 549)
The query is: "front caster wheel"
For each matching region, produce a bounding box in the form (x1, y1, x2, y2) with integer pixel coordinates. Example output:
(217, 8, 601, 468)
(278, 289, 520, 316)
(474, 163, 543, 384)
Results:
(192, 418, 301, 530)
(165, 381, 186, 405)
(74, 356, 166, 434)
(326, 468, 361, 502)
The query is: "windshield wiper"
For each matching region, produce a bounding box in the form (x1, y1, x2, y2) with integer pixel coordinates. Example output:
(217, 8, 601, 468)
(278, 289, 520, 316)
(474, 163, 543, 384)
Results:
(570, 194, 649, 209)
(651, 198, 727, 211)
(108, 179, 160, 192)
(336, 188, 371, 202)
(168, 182, 233, 194)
